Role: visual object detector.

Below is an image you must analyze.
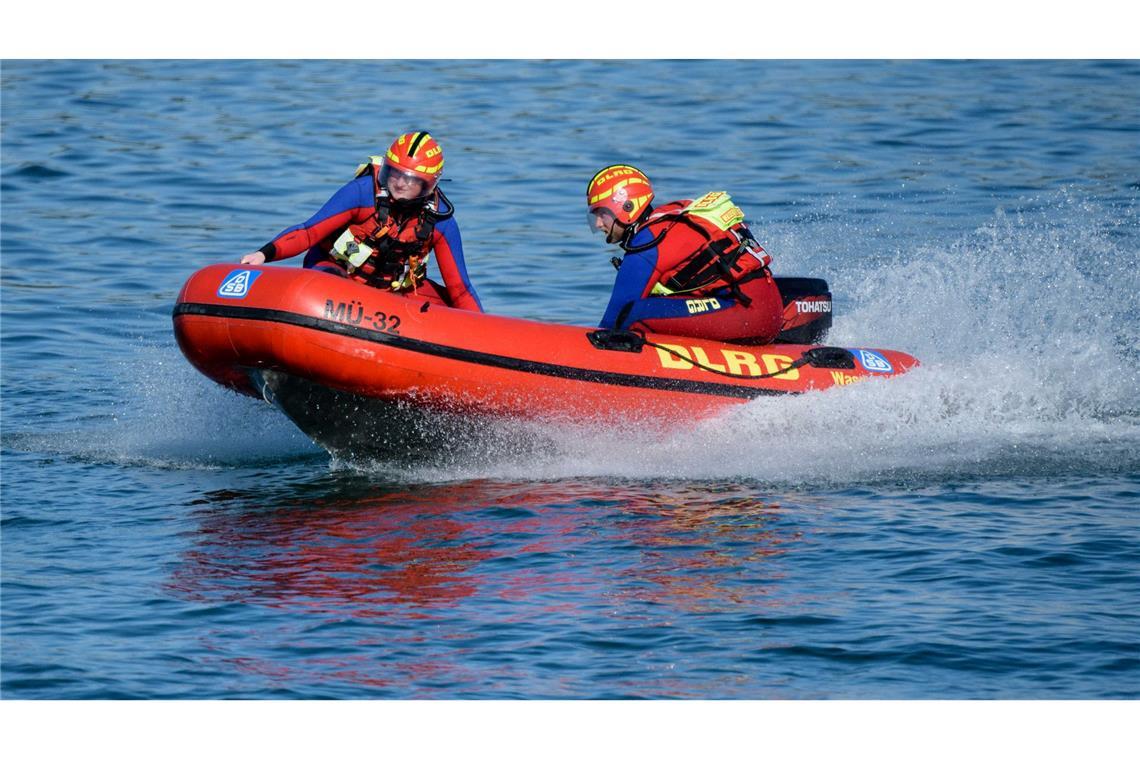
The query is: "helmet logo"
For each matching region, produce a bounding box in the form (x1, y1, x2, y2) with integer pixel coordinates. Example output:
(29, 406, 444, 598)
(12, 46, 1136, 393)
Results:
(598, 168, 636, 184)
(586, 165, 654, 223)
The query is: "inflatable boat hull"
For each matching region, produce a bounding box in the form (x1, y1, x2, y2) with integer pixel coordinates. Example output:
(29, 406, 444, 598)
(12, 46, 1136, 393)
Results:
(173, 265, 918, 456)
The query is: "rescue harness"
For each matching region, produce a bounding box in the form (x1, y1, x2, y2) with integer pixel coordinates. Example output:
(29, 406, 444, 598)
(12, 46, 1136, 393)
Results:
(616, 191, 771, 307)
(328, 157, 454, 292)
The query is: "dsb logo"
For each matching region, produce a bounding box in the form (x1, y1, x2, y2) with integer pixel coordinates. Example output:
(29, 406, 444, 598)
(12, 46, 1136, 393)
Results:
(857, 349, 893, 373)
(217, 270, 262, 299)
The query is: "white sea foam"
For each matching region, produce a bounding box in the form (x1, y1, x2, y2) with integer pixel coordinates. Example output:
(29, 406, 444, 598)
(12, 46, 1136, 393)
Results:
(51, 345, 323, 469)
(399, 194, 1140, 484)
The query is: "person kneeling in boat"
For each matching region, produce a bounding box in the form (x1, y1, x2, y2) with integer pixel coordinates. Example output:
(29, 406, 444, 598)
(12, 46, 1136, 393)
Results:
(240, 131, 482, 311)
(586, 165, 782, 343)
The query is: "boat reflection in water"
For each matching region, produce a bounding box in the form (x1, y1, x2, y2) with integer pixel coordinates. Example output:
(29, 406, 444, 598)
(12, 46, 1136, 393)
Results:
(167, 477, 804, 695)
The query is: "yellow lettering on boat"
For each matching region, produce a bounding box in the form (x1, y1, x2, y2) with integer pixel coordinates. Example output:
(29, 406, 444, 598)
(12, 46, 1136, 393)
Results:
(657, 344, 799, 378)
(761, 353, 800, 381)
(721, 349, 762, 376)
(655, 343, 693, 370)
(830, 371, 869, 386)
(691, 346, 727, 372)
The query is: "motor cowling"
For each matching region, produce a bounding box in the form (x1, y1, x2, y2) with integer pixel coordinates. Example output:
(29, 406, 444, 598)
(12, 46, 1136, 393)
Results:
(773, 277, 832, 344)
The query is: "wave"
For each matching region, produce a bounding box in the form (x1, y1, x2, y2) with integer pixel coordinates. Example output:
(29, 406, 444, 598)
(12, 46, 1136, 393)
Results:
(387, 193, 1140, 484)
(3, 345, 321, 470)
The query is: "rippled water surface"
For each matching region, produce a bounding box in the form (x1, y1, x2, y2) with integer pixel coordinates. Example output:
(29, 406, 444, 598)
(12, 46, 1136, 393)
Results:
(2, 60, 1139, 699)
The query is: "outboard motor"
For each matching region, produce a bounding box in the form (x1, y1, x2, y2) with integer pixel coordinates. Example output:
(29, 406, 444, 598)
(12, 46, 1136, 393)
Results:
(773, 277, 832, 344)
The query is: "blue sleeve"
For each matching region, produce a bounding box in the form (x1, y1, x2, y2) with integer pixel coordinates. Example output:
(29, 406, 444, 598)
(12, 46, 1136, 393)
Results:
(433, 215, 483, 311)
(599, 250, 657, 328)
(273, 175, 373, 240)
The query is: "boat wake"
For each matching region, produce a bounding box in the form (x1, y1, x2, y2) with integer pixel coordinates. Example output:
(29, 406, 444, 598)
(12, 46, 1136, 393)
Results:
(3, 346, 322, 470)
(363, 194, 1140, 484)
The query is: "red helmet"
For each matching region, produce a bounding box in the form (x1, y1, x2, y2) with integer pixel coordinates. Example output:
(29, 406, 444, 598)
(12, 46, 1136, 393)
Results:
(586, 164, 654, 228)
(379, 131, 444, 199)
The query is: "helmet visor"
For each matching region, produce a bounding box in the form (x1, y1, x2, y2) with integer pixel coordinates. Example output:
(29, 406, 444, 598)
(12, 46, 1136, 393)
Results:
(380, 163, 433, 199)
(588, 206, 617, 234)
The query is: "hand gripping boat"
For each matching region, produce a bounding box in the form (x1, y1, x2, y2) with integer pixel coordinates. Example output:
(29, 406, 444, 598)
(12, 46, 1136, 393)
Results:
(173, 265, 919, 459)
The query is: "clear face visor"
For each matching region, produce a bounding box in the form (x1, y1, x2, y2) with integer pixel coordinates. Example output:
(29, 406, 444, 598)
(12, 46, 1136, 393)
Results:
(588, 206, 617, 234)
(379, 163, 433, 199)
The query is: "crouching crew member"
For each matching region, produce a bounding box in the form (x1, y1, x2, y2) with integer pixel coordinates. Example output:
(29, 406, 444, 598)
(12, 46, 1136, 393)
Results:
(241, 131, 482, 312)
(586, 164, 781, 343)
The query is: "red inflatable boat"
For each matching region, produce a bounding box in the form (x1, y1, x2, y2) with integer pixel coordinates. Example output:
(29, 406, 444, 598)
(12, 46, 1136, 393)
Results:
(173, 264, 919, 458)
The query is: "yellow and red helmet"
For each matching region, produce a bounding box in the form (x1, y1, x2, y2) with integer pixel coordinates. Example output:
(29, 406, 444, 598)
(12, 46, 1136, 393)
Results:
(379, 131, 444, 199)
(586, 164, 655, 228)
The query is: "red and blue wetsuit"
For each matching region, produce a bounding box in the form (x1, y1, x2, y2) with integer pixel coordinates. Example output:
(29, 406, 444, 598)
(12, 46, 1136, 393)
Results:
(256, 174, 483, 312)
(600, 200, 783, 344)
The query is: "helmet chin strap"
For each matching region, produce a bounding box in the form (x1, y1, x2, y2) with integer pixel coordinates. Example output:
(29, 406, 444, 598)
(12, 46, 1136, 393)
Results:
(615, 221, 637, 246)
(618, 209, 666, 253)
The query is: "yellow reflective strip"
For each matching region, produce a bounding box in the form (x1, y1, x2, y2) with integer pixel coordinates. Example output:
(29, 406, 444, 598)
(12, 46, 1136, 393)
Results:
(691, 191, 726, 209)
(590, 166, 643, 190)
(329, 229, 373, 269)
(589, 188, 614, 204)
(590, 178, 650, 206)
(355, 155, 385, 178)
(407, 132, 428, 157)
(686, 191, 744, 230)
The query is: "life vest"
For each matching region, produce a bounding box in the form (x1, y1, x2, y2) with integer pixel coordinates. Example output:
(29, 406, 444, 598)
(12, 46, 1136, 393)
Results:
(626, 191, 771, 305)
(327, 157, 453, 292)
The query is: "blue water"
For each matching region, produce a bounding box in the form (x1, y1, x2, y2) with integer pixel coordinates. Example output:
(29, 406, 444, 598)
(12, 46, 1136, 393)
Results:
(2, 60, 1138, 699)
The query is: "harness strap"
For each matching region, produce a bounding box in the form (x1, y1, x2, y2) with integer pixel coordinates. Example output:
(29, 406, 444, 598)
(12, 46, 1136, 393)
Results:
(625, 193, 767, 301)
(328, 158, 462, 292)
(664, 238, 735, 293)
(619, 224, 667, 253)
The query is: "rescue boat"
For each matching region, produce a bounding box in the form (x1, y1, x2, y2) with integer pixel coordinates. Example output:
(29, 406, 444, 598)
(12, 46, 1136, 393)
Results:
(173, 264, 919, 459)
